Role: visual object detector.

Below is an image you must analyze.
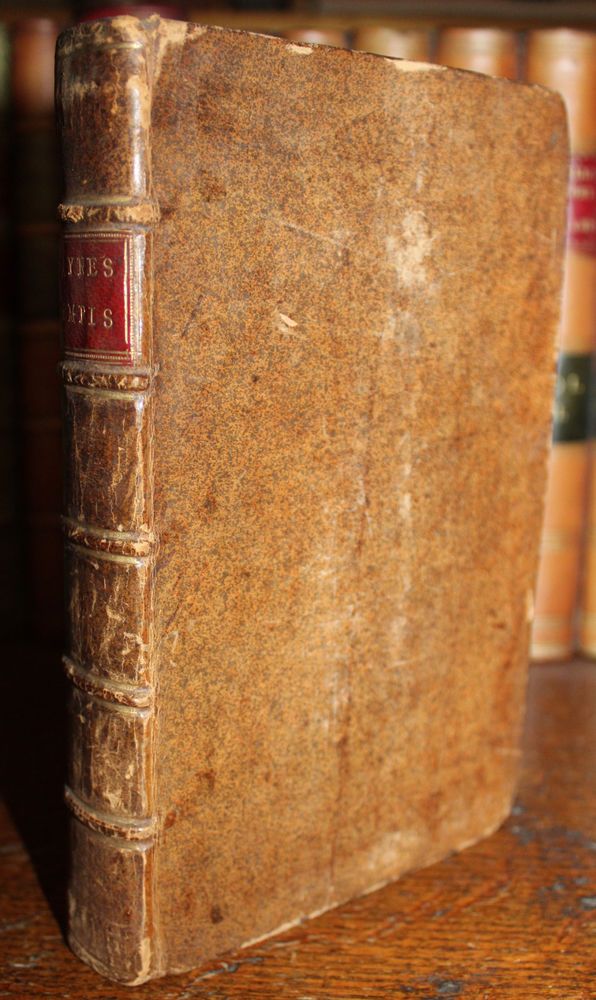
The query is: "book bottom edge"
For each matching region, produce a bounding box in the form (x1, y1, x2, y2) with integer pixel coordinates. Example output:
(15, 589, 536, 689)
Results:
(91, 798, 514, 985)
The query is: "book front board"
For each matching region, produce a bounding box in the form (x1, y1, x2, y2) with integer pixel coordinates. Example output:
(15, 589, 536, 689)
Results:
(57, 18, 568, 982)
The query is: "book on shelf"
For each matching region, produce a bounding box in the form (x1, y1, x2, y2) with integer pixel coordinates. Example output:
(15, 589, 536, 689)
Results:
(352, 25, 432, 60)
(526, 29, 596, 661)
(11, 16, 63, 641)
(75, 0, 187, 20)
(582, 372, 596, 656)
(435, 26, 520, 79)
(283, 25, 347, 45)
(57, 14, 567, 984)
(0, 20, 25, 638)
(570, 33, 596, 658)
(314, 0, 596, 29)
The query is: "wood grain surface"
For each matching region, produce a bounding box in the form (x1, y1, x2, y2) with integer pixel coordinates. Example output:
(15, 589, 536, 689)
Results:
(0, 646, 594, 999)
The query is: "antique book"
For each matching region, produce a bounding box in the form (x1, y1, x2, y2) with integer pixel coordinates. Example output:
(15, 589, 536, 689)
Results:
(0, 20, 24, 638)
(57, 16, 568, 984)
(76, 1, 186, 21)
(436, 26, 520, 80)
(526, 29, 596, 660)
(582, 402, 596, 657)
(352, 25, 431, 61)
(12, 16, 63, 640)
(566, 33, 596, 659)
(283, 26, 347, 46)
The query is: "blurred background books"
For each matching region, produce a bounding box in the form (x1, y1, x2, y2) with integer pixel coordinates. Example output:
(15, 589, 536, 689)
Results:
(0, 0, 594, 661)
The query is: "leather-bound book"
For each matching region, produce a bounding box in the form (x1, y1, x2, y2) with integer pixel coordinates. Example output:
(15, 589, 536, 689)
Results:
(75, 1, 186, 20)
(569, 32, 596, 657)
(353, 25, 431, 61)
(436, 26, 519, 79)
(582, 389, 596, 656)
(57, 15, 567, 984)
(526, 30, 596, 661)
(0, 22, 25, 637)
(12, 17, 63, 641)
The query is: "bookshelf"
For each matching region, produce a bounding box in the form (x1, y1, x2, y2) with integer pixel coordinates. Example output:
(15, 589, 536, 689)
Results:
(0, 2, 594, 29)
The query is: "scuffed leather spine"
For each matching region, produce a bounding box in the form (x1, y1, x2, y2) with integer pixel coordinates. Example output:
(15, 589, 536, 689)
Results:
(56, 17, 160, 985)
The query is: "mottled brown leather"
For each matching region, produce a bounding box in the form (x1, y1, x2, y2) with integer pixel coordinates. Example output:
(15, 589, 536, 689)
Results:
(57, 16, 568, 985)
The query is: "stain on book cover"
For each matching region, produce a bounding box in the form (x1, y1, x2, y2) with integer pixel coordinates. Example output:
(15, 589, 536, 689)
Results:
(61, 231, 144, 365)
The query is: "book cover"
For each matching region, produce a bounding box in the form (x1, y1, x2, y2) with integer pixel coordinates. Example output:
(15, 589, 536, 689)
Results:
(57, 16, 567, 983)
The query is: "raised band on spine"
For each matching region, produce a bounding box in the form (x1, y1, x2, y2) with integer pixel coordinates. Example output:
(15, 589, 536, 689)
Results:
(63, 655, 154, 709)
(62, 517, 154, 557)
(65, 785, 156, 843)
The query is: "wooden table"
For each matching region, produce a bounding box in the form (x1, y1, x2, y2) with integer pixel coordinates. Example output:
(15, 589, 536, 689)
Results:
(0, 648, 594, 999)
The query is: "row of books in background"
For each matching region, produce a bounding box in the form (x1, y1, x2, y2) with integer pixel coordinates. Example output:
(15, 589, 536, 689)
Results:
(0, 1, 594, 663)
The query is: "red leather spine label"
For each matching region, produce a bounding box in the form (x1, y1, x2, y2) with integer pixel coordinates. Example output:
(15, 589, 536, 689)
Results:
(61, 231, 143, 365)
(568, 154, 596, 256)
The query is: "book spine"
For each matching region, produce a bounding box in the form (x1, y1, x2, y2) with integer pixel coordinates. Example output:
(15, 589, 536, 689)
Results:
(0, 21, 25, 637)
(435, 27, 520, 79)
(56, 18, 160, 984)
(577, 153, 596, 655)
(283, 26, 347, 47)
(352, 25, 432, 61)
(526, 31, 596, 661)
